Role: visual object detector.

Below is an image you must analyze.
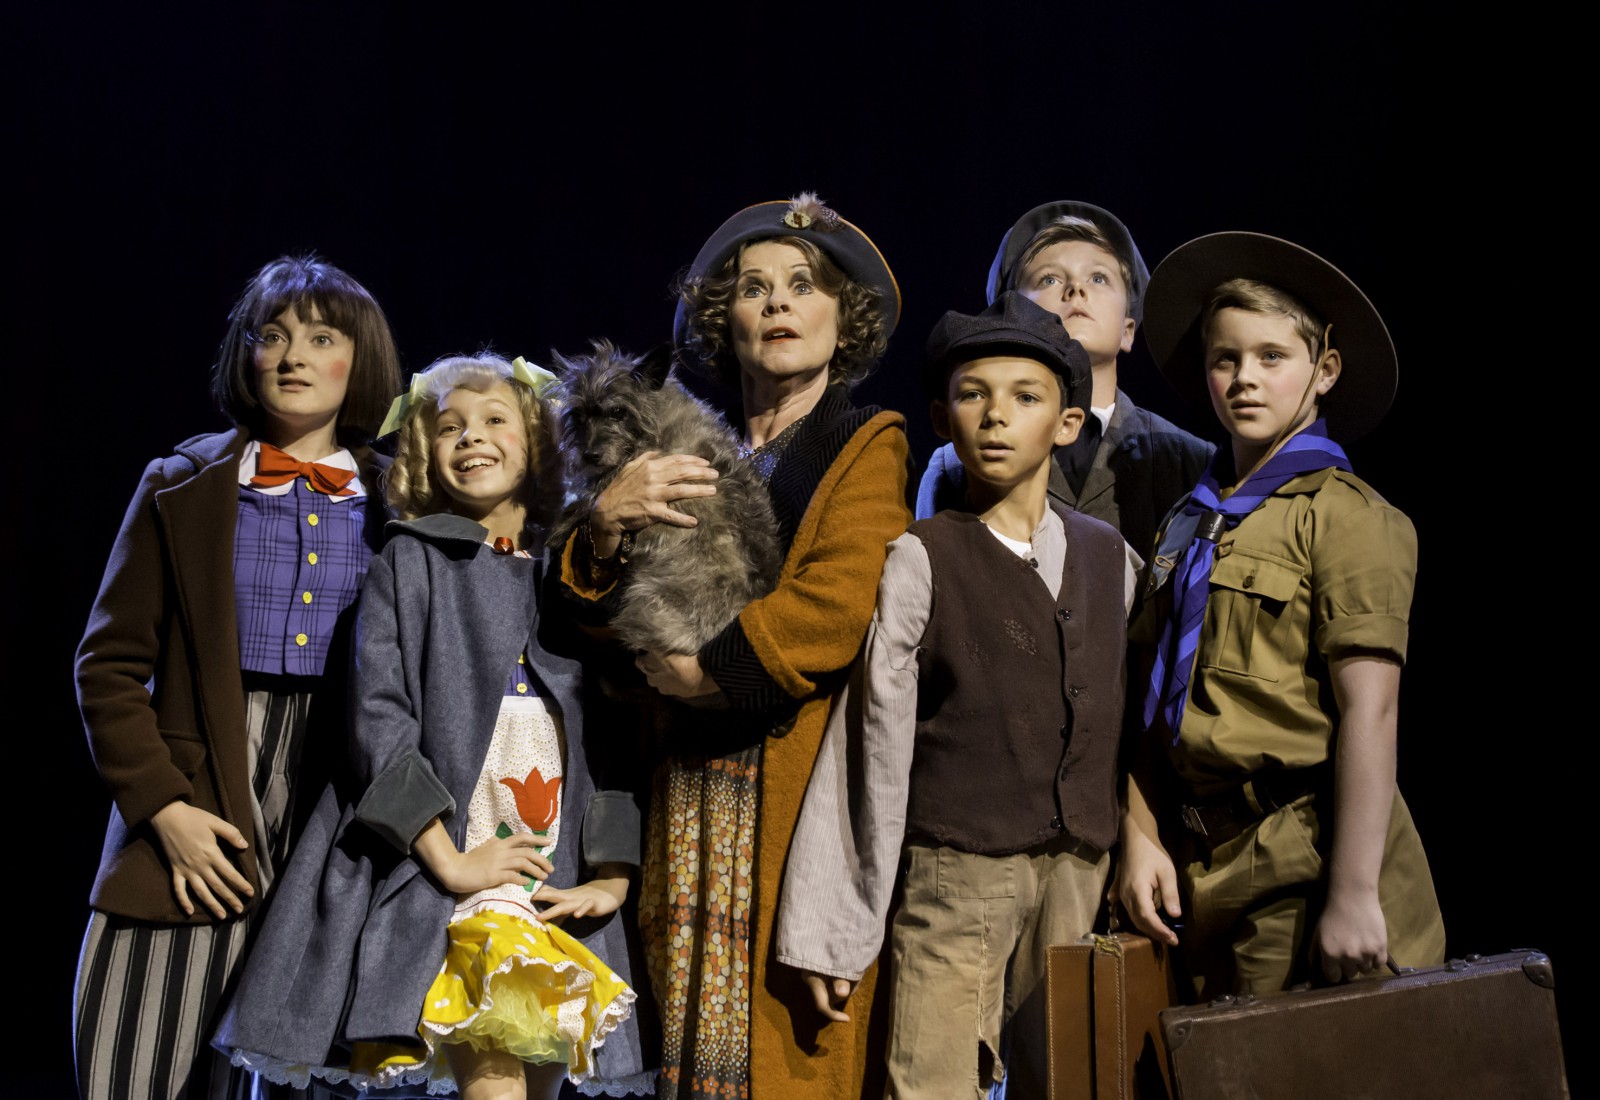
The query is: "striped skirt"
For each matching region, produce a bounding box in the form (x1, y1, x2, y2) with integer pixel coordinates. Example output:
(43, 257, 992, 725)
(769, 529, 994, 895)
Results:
(74, 683, 337, 1100)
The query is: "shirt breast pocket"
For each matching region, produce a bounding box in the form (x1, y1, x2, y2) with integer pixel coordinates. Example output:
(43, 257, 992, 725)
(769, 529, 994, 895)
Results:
(1199, 547, 1304, 681)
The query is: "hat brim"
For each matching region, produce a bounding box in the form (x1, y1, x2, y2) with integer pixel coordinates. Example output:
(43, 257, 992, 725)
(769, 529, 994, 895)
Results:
(672, 200, 901, 354)
(1142, 232, 1397, 442)
(985, 200, 1149, 323)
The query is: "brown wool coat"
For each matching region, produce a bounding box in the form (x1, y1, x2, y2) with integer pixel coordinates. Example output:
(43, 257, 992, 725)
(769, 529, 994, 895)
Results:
(742, 413, 911, 1099)
(76, 429, 386, 924)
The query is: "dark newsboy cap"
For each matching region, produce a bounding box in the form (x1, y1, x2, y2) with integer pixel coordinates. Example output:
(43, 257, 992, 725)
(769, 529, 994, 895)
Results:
(986, 200, 1150, 322)
(926, 292, 1092, 408)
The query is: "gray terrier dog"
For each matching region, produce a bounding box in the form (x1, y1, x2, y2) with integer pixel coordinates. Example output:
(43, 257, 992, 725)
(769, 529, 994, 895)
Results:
(551, 341, 783, 655)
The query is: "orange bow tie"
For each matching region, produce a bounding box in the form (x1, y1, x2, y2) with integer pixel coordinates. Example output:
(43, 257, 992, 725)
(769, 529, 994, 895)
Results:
(248, 442, 358, 496)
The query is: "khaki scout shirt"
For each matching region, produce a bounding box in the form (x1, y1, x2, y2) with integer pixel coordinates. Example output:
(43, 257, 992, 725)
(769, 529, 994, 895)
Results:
(1172, 467, 1416, 794)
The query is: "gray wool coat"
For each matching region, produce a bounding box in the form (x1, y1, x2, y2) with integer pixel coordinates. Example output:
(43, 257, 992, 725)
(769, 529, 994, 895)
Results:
(214, 513, 647, 1085)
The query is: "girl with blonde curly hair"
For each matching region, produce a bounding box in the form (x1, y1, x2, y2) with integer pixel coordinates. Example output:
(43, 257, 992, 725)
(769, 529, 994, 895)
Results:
(217, 353, 654, 1099)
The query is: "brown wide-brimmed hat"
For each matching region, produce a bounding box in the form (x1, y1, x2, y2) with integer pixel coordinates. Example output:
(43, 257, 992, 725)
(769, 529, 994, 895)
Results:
(1143, 232, 1397, 441)
(671, 193, 900, 355)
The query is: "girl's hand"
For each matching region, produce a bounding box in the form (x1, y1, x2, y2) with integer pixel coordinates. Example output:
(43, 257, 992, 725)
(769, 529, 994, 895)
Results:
(535, 864, 630, 923)
(446, 833, 554, 897)
(414, 819, 554, 897)
(636, 651, 721, 698)
(1312, 888, 1389, 983)
(590, 451, 719, 558)
(149, 800, 254, 919)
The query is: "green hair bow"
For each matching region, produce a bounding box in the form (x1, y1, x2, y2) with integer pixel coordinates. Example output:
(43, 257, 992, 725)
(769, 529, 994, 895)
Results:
(378, 356, 557, 437)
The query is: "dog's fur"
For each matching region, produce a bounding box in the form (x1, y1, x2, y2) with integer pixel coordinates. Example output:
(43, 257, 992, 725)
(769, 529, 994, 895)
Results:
(551, 341, 783, 655)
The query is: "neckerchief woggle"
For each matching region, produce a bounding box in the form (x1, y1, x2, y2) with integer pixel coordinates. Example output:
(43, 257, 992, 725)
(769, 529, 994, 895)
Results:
(1143, 419, 1351, 745)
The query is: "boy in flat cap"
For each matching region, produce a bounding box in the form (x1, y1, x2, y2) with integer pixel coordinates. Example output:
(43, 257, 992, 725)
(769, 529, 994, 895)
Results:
(1117, 233, 1445, 999)
(776, 293, 1140, 1099)
(918, 200, 1213, 561)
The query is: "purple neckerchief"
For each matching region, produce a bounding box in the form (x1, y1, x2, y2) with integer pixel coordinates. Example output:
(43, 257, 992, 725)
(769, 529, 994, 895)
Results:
(1143, 420, 1352, 744)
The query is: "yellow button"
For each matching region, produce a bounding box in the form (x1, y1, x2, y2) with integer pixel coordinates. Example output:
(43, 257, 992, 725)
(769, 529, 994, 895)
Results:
(295, 633, 308, 646)
(516, 683, 528, 694)
(518, 654, 525, 664)
(308, 513, 319, 526)
(307, 552, 318, 565)
(304, 479, 313, 492)
(302, 591, 313, 605)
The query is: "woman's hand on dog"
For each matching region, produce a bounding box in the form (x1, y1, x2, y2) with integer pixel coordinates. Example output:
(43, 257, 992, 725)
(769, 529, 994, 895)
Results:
(637, 650, 722, 698)
(591, 450, 719, 557)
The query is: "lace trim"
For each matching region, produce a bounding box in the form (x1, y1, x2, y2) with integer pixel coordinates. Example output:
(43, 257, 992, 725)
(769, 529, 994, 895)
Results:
(225, 949, 638, 1094)
(575, 1067, 660, 1096)
(416, 944, 637, 1085)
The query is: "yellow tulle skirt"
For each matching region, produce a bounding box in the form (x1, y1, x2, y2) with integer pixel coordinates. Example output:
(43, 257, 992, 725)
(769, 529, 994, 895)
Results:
(350, 908, 636, 1091)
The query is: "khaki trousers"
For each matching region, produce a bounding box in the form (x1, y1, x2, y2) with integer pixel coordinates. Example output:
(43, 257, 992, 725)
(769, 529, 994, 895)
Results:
(1180, 790, 1447, 1000)
(885, 836, 1109, 1100)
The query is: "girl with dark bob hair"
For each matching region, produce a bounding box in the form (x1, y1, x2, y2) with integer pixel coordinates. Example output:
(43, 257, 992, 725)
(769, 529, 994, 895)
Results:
(212, 257, 404, 446)
(560, 194, 912, 1100)
(74, 254, 401, 1100)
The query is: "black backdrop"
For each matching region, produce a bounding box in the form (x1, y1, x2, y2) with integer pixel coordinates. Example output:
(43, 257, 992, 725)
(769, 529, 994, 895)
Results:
(13, 4, 1582, 1097)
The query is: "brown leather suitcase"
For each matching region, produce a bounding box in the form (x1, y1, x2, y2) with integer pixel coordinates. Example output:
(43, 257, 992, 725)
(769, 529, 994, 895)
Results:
(1159, 950, 1569, 1099)
(1047, 932, 1180, 1100)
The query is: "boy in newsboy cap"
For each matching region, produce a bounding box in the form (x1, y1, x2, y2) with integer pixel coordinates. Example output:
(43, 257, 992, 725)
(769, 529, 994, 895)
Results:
(777, 292, 1140, 1099)
(1117, 233, 1446, 999)
(917, 200, 1213, 561)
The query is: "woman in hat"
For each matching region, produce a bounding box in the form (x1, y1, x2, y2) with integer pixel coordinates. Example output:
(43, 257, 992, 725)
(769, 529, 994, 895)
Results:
(562, 193, 911, 1099)
(1116, 232, 1445, 999)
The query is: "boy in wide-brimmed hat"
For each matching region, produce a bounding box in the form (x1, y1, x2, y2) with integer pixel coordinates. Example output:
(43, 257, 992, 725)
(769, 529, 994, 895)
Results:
(777, 292, 1140, 1098)
(1117, 232, 1446, 999)
(917, 200, 1213, 560)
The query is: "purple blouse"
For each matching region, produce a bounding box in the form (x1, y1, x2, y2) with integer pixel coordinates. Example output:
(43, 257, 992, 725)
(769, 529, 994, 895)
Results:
(234, 480, 371, 676)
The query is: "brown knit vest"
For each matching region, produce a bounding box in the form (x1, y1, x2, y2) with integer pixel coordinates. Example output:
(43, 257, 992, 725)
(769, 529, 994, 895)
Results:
(905, 508, 1126, 855)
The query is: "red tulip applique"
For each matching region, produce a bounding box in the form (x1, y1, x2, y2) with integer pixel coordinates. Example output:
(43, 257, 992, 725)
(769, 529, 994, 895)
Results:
(500, 767, 561, 836)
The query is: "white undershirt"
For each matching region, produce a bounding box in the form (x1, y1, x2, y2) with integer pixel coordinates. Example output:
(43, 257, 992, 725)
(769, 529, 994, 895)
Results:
(986, 527, 1033, 558)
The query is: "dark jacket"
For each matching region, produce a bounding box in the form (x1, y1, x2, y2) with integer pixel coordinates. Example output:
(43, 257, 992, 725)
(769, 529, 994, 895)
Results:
(214, 514, 645, 1078)
(76, 429, 386, 923)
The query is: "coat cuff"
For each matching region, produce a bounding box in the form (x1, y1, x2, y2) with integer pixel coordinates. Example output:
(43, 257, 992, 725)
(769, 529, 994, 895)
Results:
(559, 527, 620, 601)
(582, 789, 641, 867)
(702, 614, 790, 712)
(557, 527, 627, 632)
(355, 749, 455, 853)
(773, 951, 866, 985)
